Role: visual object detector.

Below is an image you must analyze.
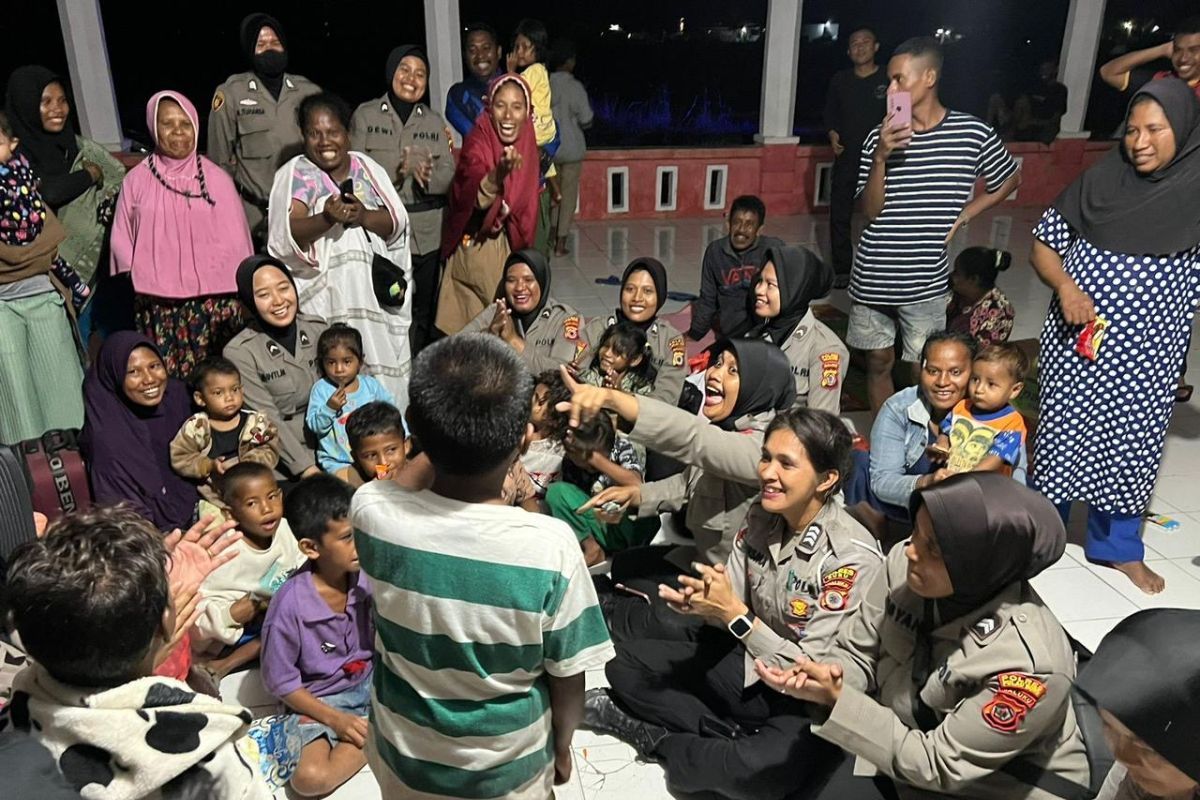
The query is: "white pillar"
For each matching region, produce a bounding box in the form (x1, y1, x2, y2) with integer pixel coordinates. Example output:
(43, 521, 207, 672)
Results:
(1057, 0, 1108, 138)
(56, 0, 123, 150)
(755, 0, 803, 145)
(425, 0, 463, 120)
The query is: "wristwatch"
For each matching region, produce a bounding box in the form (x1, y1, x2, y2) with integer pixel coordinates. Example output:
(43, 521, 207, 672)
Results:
(727, 611, 757, 640)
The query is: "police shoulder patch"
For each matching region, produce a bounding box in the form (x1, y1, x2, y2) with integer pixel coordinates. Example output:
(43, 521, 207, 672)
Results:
(668, 335, 685, 367)
(819, 352, 841, 389)
(562, 314, 580, 340)
(212, 90, 225, 112)
(818, 566, 857, 611)
(981, 672, 1047, 733)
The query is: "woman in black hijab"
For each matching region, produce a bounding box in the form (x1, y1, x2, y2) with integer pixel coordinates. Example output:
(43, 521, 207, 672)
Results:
(223, 255, 326, 479)
(1030, 78, 1200, 597)
(746, 245, 847, 413)
(459, 249, 589, 372)
(1078, 609, 1200, 799)
(758, 474, 1095, 799)
(582, 257, 688, 404)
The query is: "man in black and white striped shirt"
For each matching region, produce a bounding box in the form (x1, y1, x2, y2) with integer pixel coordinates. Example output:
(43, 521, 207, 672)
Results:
(849, 37, 1021, 412)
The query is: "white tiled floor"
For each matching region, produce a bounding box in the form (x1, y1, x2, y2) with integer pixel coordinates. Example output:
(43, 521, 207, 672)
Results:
(263, 208, 1200, 798)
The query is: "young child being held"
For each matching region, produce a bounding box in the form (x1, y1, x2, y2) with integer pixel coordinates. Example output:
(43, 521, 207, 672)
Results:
(0, 111, 91, 310)
(307, 324, 397, 472)
(522, 369, 570, 497)
(2, 506, 270, 798)
(262, 475, 373, 797)
(335, 400, 410, 488)
(931, 342, 1029, 479)
(193, 462, 304, 680)
(545, 414, 659, 566)
(577, 320, 658, 395)
(170, 357, 280, 520)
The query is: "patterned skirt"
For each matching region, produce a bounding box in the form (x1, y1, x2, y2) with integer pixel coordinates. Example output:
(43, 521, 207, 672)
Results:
(135, 294, 244, 380)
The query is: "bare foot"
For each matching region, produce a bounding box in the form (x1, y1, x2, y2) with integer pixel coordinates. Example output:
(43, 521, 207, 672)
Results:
(1111, 560, 1166, 594)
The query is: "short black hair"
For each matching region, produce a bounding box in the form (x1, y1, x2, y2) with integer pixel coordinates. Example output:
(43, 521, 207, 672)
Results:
(297, 91, 353, 132)
(920, 330, 978, 364)
(729, 195, 766, 225)
(514, 18, 550, 63)
(549, 38, 577, 69)
(765, 408, 854, 495)
(567, 413, 615, 456)
(953, 246, 1012, 291)
(408, 334, 533, 476)
(5, 506, 169, 687)
(318, 323, 364, 362)
(893, 36, 944, 75)
(189, 356, 241, 394)
(286, 474, 353, 542)
(849, 26, 877, 41)
(1175, 16, 1200, 39)
(218, 460, 277, 505)
(463, 21, 498, 47)
(0, 110, 13, 140)
(347, 401, 406, 452)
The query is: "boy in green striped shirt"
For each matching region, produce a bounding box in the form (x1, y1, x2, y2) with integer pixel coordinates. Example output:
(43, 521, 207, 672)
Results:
(352, 334, 615, 799)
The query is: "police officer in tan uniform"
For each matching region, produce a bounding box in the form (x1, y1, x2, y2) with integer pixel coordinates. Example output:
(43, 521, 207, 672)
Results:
(350, 45, 454, 352)
(746, 245, 848, 413)
(459, 250, 592, 373)
(207, 13, 320, 243)
(578, 258, 687, 405)
(758, 474, 1096, 800)
(581, 410, 884, 800)
(224, 256, 326, 479)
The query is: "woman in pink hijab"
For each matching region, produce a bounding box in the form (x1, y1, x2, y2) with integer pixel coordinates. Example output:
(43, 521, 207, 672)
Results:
(110, 90, 253, 379)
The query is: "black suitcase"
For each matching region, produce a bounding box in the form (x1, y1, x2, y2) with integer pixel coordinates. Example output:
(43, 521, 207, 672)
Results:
(0, 445, 37, 567)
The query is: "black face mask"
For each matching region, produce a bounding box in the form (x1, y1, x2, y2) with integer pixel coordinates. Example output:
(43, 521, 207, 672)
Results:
(252, 50, 288, 78)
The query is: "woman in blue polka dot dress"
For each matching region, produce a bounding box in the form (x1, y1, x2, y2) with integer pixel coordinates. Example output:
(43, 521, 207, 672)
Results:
(1030, 78, 1200, 595)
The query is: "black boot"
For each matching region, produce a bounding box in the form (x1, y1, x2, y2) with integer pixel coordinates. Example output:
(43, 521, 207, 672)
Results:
(582, 688, 668, 761)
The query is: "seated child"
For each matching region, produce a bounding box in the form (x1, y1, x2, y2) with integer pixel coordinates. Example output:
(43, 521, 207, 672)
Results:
(0, 111, 90, 310)
(522, 369, 570, 497)
(931, 343, 1029, 478)
(577, 320, 657, 395)
(194, 462, 304, 680)
(170, 356, 280, 520)
(307, 324, 396, 472)
(947, 246, 1015, 347)
(262, 475, 373, 797)
(336, 401, 409, 488)
(2, 506, 271, 798)
(545, 414, 659, 566)
(351, 333, 614, 799)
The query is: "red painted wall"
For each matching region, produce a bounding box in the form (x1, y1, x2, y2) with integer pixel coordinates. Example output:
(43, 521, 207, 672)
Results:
(575, 139, 1114, 221)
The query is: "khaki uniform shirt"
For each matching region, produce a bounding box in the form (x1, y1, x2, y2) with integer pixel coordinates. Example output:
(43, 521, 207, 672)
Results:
(349, 97, 455, 256)
(772, 309, 848, 414)
(628, 396, 770, 568)
(814, 546, 1091, 800)
(207, 72, 321, 231)
(580, 314, 687, 405)
(727, 501, 883, 685)
(223, 314, 326, 475)
(460, 301, 591, 375)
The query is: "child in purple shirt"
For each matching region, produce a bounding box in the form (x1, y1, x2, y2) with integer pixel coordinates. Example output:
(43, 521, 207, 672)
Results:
(262, 475, 374, 797)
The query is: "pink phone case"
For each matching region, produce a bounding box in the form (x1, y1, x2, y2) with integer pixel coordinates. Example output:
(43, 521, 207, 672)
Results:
(889, 91, 912, 129)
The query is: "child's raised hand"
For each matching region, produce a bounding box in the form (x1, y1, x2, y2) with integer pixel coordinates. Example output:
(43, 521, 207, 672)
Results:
(327, 384, 349, 413)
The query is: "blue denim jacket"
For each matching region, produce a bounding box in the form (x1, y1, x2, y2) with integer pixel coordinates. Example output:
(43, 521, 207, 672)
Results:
(868, 386, 1026, 509)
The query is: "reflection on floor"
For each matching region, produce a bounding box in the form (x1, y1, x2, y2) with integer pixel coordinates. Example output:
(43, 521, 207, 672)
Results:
(262, 208, 1200, 799)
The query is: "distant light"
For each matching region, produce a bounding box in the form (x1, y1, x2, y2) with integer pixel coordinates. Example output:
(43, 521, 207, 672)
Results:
(740, 25, 748, 36)
(1026, 39, 1032, 44)
(609, 23, 621, 32)
(1151, 24, 1160, 32)
(1121, 20, 1134, 33)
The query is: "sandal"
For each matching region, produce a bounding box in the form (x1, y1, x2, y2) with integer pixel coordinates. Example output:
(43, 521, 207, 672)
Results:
(1177, 383, 1194, 403)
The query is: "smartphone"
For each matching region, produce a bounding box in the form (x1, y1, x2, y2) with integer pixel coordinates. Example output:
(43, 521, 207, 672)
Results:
(338, 178, 356, 202)
(889, 91, 912, 130)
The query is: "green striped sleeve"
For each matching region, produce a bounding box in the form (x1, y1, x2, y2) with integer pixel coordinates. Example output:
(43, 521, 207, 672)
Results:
(373, 661, 550, 738)
(371, 726, 553, 799)
(356, 531, 563, 613)
(543, 605, 611, 666)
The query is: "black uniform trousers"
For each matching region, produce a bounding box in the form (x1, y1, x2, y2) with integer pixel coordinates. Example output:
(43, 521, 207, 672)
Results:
(606, 545, 705, 643)
(829, 146, 862, 279)
(607, 631, 843, 800)
(410, 249, 442, 353)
